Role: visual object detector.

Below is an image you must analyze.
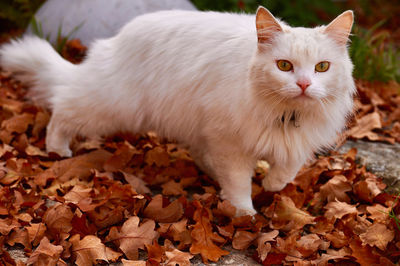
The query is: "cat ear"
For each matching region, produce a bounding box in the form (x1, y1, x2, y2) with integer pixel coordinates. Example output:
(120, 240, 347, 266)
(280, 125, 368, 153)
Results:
(324, 10, 354, 46)
(256, 6, 283, 43)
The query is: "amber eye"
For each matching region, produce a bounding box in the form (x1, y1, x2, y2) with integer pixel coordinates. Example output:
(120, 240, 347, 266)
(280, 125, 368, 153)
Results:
(315, 61, 330, 72)
(277, 60, 293, 72)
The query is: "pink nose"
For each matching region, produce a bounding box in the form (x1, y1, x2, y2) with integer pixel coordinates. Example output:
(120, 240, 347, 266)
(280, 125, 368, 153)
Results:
(296, 79, 311, 92)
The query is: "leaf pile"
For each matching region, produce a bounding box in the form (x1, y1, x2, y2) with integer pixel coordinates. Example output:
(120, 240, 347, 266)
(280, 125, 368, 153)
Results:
(0, 59, 400, 265)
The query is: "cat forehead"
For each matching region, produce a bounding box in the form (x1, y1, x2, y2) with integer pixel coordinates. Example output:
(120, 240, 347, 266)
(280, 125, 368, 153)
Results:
(272, 26, 339, 61)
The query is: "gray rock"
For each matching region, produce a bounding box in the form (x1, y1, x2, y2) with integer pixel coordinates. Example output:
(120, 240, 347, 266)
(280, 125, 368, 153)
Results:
(27, 0, 196, 45)
(339, 140, 400, 193)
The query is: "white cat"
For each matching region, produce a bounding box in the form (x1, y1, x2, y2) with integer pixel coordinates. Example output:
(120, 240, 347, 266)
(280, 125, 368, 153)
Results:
(0, 7, 355, 216)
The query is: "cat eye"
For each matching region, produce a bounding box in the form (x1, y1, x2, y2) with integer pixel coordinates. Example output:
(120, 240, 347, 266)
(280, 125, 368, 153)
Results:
(276, 60, 293, 72)
(315, 61, 330, 72)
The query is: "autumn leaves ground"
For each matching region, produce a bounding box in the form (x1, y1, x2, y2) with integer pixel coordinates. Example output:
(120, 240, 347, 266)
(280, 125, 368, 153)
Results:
(1, 42, 400, 265)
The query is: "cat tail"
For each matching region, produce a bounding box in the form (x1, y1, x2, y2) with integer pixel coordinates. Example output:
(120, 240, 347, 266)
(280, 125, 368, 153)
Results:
(0, 36, 75, 109)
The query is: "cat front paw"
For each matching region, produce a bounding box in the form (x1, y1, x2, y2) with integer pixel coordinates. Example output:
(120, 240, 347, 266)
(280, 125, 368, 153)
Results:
(236, 207, 257, 217)
(47, 147, 72, 157)
(262, 177, 287, 192)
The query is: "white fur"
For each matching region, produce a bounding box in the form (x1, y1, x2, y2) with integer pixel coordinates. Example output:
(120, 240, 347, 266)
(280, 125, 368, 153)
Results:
(0, 9, 355, 215)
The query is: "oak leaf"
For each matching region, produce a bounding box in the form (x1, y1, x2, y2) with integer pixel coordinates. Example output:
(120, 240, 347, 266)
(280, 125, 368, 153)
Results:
(145, 146, 170, 167)
(325, 230, 348, 249)
(7, 227, 31, 250)
(64, 185, 92, 204)
(265, 195, 314, 231)
(121, 259, 146, 266)
(165, 248, 194, 266)
(27, 236, 63, 265)
(105, 216, 158, 260)
(70, 234, 122, 265)
(232, 230, 258, 250)
(310, 248, 350, 266)
(349, 238, 380, 265)
(122, 172, 150, 194)
(359, 222, 395, 250)
(319, 175, 352, 202)
(158, 219, 191, 249)
(143, 194, 183, 223)
(162, 180, 186, 196)
(26, 223, 47, 246)
(43, 203, 73, 240)
(0, 218, 20, 235)
(324, 199, 358, 220)
(353, 177, 382, 202)
(366, 204, 390, 223)
(347, 111, 382, 141)
(189, 201, 229, 263)
(256, 230, 279, 261)
(104, 142, 138, 172)
(296, 233, 328, 257)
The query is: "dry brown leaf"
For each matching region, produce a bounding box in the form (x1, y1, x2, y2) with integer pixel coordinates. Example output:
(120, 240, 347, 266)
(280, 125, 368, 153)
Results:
(43, 203, 73, 240)
(214, 200, 236, 218)
(104, 142, 138, 172)
(26, 223, 47, 246)
(366, 204, 390, 223)
(347, 111, 382, 140)
(122, 259, 147, 266)
(256, 230, 279, 261)
(359, 223, 395, 250)
(7, 227, 31, 250)
(165, 248, 194, 266)
(189, 201, 229, 263)
(1, 113, 34, 134)
(143, 194, 183, 223)
(27, 236, 63, 266)
(296, 234, 328, 257)
(266, 195, 315, 231)
(325, 230, 348, 249)
(70, 234, 122, 265)
(105, 216, 158, 260)
(64, 185, 92, 204)
(324, 200, 358, 220)
(353, 177, 382, 202)
(0, 218, 20, 235)
(319, 175, 352, 202)
(232, 230, 258, 250)
(349, 238, 380, 265)
(35, 149, 113, 185)
(310, 248, 350, 266)
(122, 172, 150, 194)
(158, 219, 191, 249)
(145, 146, 170, 167)
(162, 180, 186, 196)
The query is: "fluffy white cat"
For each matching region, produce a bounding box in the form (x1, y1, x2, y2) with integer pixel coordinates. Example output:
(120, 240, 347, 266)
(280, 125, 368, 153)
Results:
(0, 7, 355, 216)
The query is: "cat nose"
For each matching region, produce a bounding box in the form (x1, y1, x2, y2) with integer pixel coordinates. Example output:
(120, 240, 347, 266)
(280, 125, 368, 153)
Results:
(296, 79, 311, 92)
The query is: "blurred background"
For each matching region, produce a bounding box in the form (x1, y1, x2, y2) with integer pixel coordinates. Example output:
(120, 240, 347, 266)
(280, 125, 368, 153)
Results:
(0, 0, 399, 83)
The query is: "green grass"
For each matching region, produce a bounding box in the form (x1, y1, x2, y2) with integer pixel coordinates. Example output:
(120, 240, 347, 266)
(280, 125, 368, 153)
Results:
(30, 16, 83, 54)
(350, 23, 400, 83)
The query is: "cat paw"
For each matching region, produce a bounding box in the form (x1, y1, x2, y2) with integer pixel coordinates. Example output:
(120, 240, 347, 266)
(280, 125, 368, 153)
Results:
(262, 177, 287, 192)
(235, 207, 257, 217)
(47, 147, 72, 157)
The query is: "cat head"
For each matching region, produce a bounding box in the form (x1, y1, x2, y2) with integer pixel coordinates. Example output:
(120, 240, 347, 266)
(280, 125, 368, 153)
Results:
(250, 6, 356, 112)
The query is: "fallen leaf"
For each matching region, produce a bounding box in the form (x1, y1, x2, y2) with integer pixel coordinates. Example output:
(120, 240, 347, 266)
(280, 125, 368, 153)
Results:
(310, 248, 350, 266)
(162, 180, 186, 196)
(7, 227, 31, 250)
(122, 172, 150, 194)
(145, 146, 170, 167)
(325, 230, 348, 249)
(232, 230, 258, 250)
(0, 218, 20, 235)
(106, 216, 158, 260)
(27, 236, 63, 265)
(349, 238, 380, 265)
(324, 199, 358, 220)
(189, 201, 229, 263)
(70, 234, 122, 265)
(165, 248, 194, 266)
(353, 177, 382, 202)
(319, 175, 352, 202)
(359, 222, 395, 250)
(122, 259, 147, 266)
(1, 113, 34, 134)
(26, 223, 47, 246)
(256, 230, 279, 261)
(366, 204, 390, 223)
(64, 184, 92, 204)
(43, 203, 73, 240)
(158, 219, 191, 249)
(143, 194, 183, 223)
(347, 111, 382, 140)
(296, 234, 328, 257)
(265, 195, 315, 231)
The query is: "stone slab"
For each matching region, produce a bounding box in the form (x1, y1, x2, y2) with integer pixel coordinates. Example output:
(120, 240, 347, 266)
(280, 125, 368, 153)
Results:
(27, 0, 196, 45)
(339, 140, 400, 193)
